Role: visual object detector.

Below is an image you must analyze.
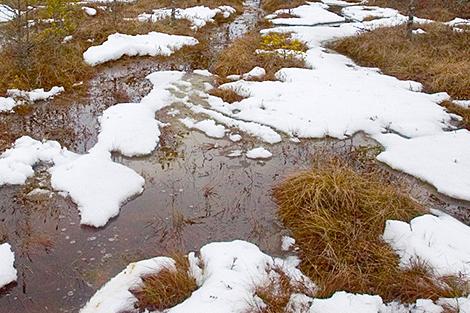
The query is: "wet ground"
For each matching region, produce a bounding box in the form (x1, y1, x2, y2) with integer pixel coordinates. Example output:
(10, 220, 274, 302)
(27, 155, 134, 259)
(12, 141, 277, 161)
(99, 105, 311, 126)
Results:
(1, 2, 470, 313)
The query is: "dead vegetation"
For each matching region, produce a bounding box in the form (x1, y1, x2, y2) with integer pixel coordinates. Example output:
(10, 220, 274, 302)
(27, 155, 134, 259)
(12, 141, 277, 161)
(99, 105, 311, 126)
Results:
(367, 0, 470, 21)
(273, 154, 469, 303)
(329, 23, 470, 127)
(442, 101, 470, 130)
(212, 30, 307, 80)
(209, 87, 246, 103)
(261, 0, 307, 13)
(252, 266, 314, 313)
(132, 253, 198, 311)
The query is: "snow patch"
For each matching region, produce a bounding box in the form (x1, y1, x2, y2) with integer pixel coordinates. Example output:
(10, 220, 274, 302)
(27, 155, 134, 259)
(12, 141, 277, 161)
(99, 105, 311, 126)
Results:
(7, 86, 64, 102)
(375, 130, 470, 201)
(246, 147, 272, 159)
(83, 32, 198, 66)
(82, 6, 97, 16)
(180, 117, 226, 138)
(242, 66, 266, 80)
(137, 6, 236, 30)
(50, 151, 145, 228)
(0, 4, 16, 22)
(384, 212, 470, 277)
(0, 243, 17, 288)
(81, 240, 315, 313)
(267, 2, 345, 26)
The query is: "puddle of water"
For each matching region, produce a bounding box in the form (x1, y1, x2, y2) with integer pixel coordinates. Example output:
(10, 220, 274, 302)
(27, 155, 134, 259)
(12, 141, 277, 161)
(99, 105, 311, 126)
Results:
(0, 124, 356, 312)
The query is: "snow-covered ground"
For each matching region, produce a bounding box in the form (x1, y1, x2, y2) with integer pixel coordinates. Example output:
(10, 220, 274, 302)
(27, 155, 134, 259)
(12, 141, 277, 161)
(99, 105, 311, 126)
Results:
(83, 32, 198, 66)
(137, 5, 236, 30)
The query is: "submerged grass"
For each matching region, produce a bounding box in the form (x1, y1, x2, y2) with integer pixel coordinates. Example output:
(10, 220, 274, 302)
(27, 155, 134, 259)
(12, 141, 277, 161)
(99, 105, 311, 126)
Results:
(132, 253, 197, 311)
(273, 155, 468, 302)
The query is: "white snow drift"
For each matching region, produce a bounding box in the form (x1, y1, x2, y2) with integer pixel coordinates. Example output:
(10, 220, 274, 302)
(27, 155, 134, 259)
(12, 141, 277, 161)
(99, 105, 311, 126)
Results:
(137, 5, 236, 30)
(83, 32, 198, 66)
(0, 243, 17, 288)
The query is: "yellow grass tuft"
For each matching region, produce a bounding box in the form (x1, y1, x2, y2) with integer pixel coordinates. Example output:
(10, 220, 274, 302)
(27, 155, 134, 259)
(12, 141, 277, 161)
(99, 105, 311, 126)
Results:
(132, 253, 198, 311)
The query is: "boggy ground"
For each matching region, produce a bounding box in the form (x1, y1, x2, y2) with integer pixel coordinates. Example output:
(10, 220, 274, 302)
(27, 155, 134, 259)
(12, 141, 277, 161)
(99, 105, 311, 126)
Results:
(1, 1, 470, 312)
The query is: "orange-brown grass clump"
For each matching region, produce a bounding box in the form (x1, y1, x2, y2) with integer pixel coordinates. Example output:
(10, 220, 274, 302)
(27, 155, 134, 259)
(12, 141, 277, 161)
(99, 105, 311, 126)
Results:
(209, 87, 246, 103)
(262, 0, 307, 13)
(133, 253, 198, 311)
(442, 101, 470, 130)
(252, 267, 315, 313)
(212, 31, 307, 80)
(367, 0, 470, 21)
(330, 23, 470, 127)
(273, 156, 468, 303)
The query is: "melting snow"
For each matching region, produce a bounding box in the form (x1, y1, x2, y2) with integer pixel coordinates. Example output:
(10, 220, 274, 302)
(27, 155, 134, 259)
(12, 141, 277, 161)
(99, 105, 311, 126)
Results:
(7, 86, 64, 102)
(0, 4, 15, 22)
(180, 117, 226, 138)
(82, 6, 97, 16)
(375, 130, 470, 201)
(384, 211, 470, 277)
(50, 151, 145, 228)
(80, 240, 315, 313)
(0, 97, 17, 113)
(137, 6, 236, 30)
(0, 243, 17, 288)
(0, 72, 185, 227)
(267, 2, 345, 26)
(1, 86, 64, 112)
(246, 147, 272, 159)
(242, 66, 266, 80)
(83, 32, 198, 66)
